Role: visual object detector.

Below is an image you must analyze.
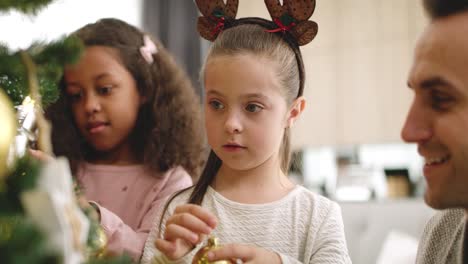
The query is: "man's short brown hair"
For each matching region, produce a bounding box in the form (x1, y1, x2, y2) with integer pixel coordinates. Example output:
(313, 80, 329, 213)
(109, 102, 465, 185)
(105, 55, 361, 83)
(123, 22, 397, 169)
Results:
(423, 0, 468, 19)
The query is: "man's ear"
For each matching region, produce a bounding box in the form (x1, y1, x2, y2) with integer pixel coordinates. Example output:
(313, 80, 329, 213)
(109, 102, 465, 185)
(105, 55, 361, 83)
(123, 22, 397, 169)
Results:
(286, 96, 306, 128)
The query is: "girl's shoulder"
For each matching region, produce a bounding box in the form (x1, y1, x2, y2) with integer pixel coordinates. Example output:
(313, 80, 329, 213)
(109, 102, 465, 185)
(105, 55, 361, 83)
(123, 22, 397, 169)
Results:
(163, 166, 193, 185)
(164, 186, 195, 210)
(290, 186, 342, 221)
(291, 185, 337, 208)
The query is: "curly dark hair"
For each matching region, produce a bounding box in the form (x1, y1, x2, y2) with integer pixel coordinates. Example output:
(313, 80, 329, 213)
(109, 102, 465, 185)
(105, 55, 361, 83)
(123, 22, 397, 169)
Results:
(423, 0, 468, 18)
(45, 18, 207, 178)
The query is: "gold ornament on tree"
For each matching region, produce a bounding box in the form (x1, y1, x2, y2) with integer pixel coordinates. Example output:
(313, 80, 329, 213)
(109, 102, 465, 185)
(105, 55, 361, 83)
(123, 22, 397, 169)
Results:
(0, 88, 16, 179)
(192, 237, 233, 264)
(83, 201, 108, 259)
(87, 224, 108, 259)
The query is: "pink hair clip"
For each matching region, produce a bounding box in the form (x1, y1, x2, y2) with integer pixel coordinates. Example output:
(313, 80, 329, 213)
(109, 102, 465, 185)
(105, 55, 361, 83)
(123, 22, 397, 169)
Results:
(140, 35, 158, 64)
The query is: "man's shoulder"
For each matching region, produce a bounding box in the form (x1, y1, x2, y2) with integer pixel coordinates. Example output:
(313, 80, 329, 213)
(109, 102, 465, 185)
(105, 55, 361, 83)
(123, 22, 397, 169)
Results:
(426, 208, 465, 233)
(416, 208, 466, 264)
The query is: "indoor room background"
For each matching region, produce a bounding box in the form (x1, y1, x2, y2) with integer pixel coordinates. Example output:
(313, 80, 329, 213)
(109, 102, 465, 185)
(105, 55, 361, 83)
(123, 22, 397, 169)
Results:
(0, 1, 434, 263)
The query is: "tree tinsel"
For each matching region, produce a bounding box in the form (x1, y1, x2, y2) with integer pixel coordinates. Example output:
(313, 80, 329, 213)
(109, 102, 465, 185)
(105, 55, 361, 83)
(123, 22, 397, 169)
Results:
(0, 0, 57, 15)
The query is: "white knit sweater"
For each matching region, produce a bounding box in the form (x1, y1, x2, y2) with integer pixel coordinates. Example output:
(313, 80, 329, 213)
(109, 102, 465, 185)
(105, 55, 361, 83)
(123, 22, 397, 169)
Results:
(416, 208, 467, 264)
(142, 185, 351, 264)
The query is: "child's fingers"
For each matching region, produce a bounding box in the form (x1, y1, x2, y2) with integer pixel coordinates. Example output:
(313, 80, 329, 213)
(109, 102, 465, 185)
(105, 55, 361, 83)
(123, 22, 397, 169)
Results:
(164, 223, 200, 245)
(207, 244, 252, 262)
(173, 204, 217, 228)
(167, 212, 213, 236)
(28, 149, 53, 162)
(155, 239, 176, 257)
(156, 236, 197, 260)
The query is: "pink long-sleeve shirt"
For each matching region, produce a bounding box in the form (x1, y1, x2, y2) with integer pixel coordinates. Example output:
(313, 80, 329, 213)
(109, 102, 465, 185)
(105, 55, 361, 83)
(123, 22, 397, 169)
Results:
(77, 162, 192, 261)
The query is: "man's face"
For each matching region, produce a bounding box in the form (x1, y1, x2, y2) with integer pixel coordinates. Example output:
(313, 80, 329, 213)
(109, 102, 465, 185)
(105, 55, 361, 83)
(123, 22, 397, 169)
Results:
(401, 13, 468, 210)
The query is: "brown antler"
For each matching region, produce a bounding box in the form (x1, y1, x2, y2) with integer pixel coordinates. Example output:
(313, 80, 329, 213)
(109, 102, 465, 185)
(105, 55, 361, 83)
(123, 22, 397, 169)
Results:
(265, 0, 316, 21)
(264, 0, 288, 19)
(286, 0, 316, 21)
(264, 0, 318, 46)
(195, 0, 239, 41)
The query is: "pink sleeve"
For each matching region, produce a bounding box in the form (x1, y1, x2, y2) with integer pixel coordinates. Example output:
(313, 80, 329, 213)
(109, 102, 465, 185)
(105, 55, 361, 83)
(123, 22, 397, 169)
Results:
(95, 167, 193, 261)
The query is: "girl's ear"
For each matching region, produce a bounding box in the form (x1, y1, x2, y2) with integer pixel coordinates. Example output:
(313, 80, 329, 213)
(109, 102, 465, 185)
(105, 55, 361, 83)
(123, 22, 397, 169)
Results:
(286, 96, 306, 128)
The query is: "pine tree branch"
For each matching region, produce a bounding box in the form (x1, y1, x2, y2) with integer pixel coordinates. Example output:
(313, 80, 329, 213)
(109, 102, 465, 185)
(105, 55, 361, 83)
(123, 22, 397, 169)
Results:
(0, 0, 57, 15)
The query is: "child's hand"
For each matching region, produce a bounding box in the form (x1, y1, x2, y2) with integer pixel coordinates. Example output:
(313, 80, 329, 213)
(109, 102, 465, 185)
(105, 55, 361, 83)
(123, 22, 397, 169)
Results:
(207, 244, 282, 264)
(28, 149, 53, 162)
(155, 204, 217, 260)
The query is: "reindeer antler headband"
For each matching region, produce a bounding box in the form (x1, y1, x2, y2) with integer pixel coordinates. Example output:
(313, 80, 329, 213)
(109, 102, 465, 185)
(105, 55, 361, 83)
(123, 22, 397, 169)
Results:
(195, 0, 318, 46)
(264, 0, 318, 45)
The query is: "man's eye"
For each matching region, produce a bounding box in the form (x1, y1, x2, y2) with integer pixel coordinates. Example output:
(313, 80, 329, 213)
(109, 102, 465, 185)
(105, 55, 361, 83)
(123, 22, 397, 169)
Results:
(245, 103, 263, 113)
(209, 100, 224, 110)
(431, 92, 453, 111)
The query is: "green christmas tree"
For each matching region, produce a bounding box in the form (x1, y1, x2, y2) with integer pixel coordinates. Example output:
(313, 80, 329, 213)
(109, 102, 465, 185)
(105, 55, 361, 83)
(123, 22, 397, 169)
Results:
(0, 1, 132, 263)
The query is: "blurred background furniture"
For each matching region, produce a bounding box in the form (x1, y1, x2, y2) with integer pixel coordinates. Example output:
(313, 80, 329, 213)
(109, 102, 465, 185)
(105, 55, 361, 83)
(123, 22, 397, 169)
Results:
(340, 199, 435, 264)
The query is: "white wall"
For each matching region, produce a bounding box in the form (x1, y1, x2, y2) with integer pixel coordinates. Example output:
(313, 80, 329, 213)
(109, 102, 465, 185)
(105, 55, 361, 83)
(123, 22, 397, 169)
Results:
(0, 0, 143, 50)
(237, 0, 428, 148)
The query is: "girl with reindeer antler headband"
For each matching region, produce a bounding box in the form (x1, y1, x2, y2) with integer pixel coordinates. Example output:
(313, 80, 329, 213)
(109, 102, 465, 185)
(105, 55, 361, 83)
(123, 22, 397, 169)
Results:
(142, 1, 351, 263)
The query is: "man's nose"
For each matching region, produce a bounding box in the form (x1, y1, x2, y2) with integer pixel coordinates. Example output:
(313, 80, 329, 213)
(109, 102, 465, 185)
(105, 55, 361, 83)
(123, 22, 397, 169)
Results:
(401, 101, 432, 143)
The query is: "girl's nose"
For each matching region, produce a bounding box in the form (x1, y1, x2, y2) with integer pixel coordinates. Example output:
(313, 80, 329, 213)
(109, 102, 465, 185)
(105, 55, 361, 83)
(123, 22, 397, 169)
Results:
(224, 112, 243, 134)
(83, 94, 101, 115)
(401, 102, 432, 143)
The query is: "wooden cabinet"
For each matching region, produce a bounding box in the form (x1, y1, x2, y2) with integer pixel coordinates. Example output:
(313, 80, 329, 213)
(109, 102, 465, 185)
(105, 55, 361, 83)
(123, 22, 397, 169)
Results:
(237, 0, 428, 148)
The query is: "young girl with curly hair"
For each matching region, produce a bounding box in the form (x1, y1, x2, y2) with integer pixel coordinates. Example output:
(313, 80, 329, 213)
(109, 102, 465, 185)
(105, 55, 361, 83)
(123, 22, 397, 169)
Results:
(44, 18, 206, 261)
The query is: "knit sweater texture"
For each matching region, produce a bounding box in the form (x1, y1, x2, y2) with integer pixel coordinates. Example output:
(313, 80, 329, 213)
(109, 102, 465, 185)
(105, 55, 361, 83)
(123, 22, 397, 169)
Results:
(416, 208, 467, 264)
(142, 185, 351, 264)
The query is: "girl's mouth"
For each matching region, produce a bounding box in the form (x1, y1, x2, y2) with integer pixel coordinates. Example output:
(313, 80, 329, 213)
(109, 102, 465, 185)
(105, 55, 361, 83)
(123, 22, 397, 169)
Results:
(222, 143, 246, 152)
(87, 122, 109, 134)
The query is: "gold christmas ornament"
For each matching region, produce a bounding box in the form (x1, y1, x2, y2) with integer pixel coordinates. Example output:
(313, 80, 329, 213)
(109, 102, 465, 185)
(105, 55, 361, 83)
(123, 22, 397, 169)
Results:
(88, 225, 108, 259)
(0, 88, 16, 179)
(192, 237, 234, 264)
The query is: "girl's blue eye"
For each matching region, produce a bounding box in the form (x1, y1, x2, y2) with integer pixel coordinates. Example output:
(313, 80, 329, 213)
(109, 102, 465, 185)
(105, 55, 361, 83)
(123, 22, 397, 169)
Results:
(245, 103, 263, 113)
(209, 100, 224, 110)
